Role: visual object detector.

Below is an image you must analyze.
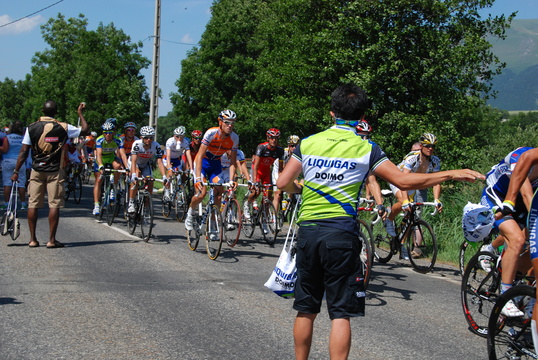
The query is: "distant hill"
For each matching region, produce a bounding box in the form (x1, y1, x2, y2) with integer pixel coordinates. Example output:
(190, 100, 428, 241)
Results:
(488, 19, 538, 110)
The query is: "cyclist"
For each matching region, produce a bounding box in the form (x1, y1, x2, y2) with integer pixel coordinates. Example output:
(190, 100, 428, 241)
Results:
(384, 133, 442, 259)
(244, 128, 284, 219)
(164, 126, 193, 201)
(188, 130, 203, 167)
(355, 121, 387, 218)
(120, 122, 139, 162)
(272, 135, 300, 213)
(497, 147, 538, 342)
(81, 131, 97, 165)
(93, 120, 128, 216)
(185, 110, 239, 231)
(481, 147, 538, 316)
(127, 126, 167, 213)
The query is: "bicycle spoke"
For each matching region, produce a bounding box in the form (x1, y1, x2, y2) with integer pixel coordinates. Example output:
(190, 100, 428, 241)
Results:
(205, 205, 223, 260)
(223, 199, 241, 247)
(407, 219, 437, 273)
(140, 195, 154, 241)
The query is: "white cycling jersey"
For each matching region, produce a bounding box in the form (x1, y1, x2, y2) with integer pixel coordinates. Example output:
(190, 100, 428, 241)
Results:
(130, 139, 163, 168)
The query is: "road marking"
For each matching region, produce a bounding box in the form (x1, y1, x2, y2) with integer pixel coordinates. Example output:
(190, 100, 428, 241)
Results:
(95, 219, 141, 240)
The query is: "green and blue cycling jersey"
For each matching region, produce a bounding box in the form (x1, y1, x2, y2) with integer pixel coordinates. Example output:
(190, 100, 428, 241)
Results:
(293, 125, 388, 234)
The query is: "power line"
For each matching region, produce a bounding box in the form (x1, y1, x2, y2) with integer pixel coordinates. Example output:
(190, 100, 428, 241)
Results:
(0, 0, 65, 29)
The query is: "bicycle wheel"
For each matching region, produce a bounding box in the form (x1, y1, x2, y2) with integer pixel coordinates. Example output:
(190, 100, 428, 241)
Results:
(357, 218, 375, 264)
(406, 219, 437, 273)
(359, 230, 372, 289)
(127, 199, 138, 235)
(223, 199, 242, 247)
(370, 213, 393, 263)
(261, 201, 278, 246)
(73, 173, 83, 204)
(487, 284, 536, 359)
(140, 194, 154, 242)
(98, 177, 108, 222)
(205, 205, 223, 260)
(242, 201, 255, 238)
(459, 240, 483, 276)
(175, 187, 188, 222)
(106, 182, 117, 226)
(162, 191, 171, 218)
(461, 251, 500, 337)
(187, 215, 200, 251)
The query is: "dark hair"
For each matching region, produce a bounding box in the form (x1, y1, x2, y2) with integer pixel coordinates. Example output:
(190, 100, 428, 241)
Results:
(42, 100, 58, 117)
(330, 83, 369, 120)
(10, 121, 24, 135)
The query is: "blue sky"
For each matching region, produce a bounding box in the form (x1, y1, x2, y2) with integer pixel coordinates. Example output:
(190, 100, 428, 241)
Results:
(1, 0, 537, 117)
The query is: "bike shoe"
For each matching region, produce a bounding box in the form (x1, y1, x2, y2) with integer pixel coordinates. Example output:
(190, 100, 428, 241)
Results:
(185, 213, 195, 231)
(501, 299, 525, 317)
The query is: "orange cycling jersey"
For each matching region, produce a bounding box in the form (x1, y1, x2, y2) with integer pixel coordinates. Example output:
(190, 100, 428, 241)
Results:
(120, 134, 139, 156)
(201, 127, 239, 160)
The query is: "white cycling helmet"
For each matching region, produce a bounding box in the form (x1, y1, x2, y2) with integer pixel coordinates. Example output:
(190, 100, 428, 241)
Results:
(218, 109, 237, 121)
(102, 122, 116, 131)
(90, 131, 97, 137)
(174, 126, 186, 136)
(140, 126, 156, 137)
(462, 202, 494, 242)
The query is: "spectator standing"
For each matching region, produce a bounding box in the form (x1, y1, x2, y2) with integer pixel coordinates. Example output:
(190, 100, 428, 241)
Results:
(277, 83, 484, 360)
(11, 101, 89, 248)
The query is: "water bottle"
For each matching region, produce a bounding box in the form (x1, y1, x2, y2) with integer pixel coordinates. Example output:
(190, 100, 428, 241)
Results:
(282, 199, 288, 212)
(220, 199, 227, 212)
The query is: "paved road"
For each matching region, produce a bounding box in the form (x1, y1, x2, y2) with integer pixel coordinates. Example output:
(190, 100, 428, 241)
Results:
(0, 184, 487, 359)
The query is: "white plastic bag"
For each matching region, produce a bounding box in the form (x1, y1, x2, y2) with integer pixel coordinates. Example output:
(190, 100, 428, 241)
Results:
(264, 235, 297, 298)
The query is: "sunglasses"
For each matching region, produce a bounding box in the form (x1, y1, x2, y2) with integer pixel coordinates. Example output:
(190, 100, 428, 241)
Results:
(221, 120, 235, 126)
(423, 144, 435, 149)
(103, 131, 114, 135)
(143, 136, 154, 140)
(268, 136, 279, 140)
(193, 137, 202, 140)
(288, 144, 297, 148)
(125, 128, 136, 131)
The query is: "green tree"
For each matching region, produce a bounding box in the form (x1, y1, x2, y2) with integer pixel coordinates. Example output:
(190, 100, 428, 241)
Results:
(0, 76, 32, 126)
(173, 0, 514, 164)
(30, 14, 150, 130)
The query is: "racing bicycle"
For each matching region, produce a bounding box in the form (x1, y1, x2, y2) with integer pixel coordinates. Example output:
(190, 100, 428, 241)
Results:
(372, 201, 439, 273)
(242, 183, 279, 245)
(187, 182, 227, 260)
(127, 176, 155, 242)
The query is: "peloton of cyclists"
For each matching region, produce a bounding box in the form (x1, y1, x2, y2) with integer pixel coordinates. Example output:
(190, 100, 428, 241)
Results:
(185, 110, 239, 232)
(127, 126, 167, 213)
(244, 128, 285, 219)
(92, 120, 129, 216)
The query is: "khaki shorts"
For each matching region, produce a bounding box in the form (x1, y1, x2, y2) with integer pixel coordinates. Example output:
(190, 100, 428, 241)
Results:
(27, 169, 65, 208)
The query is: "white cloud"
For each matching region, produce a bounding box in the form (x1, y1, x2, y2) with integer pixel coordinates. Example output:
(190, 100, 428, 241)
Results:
(0, 15, 44, 36)
(181, 33, 194, 44)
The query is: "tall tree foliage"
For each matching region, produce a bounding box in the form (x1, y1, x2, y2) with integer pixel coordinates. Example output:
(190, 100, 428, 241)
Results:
(0, 76, 32, 126)
(173, 0, 513, 163)
(30, 14, 150, 130)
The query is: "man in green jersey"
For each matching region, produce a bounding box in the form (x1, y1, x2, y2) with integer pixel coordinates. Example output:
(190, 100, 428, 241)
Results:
(277, 83, 484, 360)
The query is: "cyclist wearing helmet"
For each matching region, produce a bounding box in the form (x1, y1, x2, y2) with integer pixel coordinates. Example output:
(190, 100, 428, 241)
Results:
(127, 126, 167, 213)
(164, 126, 192, 200)
(244, 128, 285, 219)
(272, 134, 301, 214)
(120, 122, 139, 161)
(384, 132, 442, 259)
(354, 121, 387, 217)
(93, 121, 128, 216)
(189, 130, 203, 165)
(185, 110, 239, 232)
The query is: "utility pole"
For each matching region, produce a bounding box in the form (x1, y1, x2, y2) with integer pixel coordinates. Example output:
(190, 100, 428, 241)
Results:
(149, 0, 161, 133)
